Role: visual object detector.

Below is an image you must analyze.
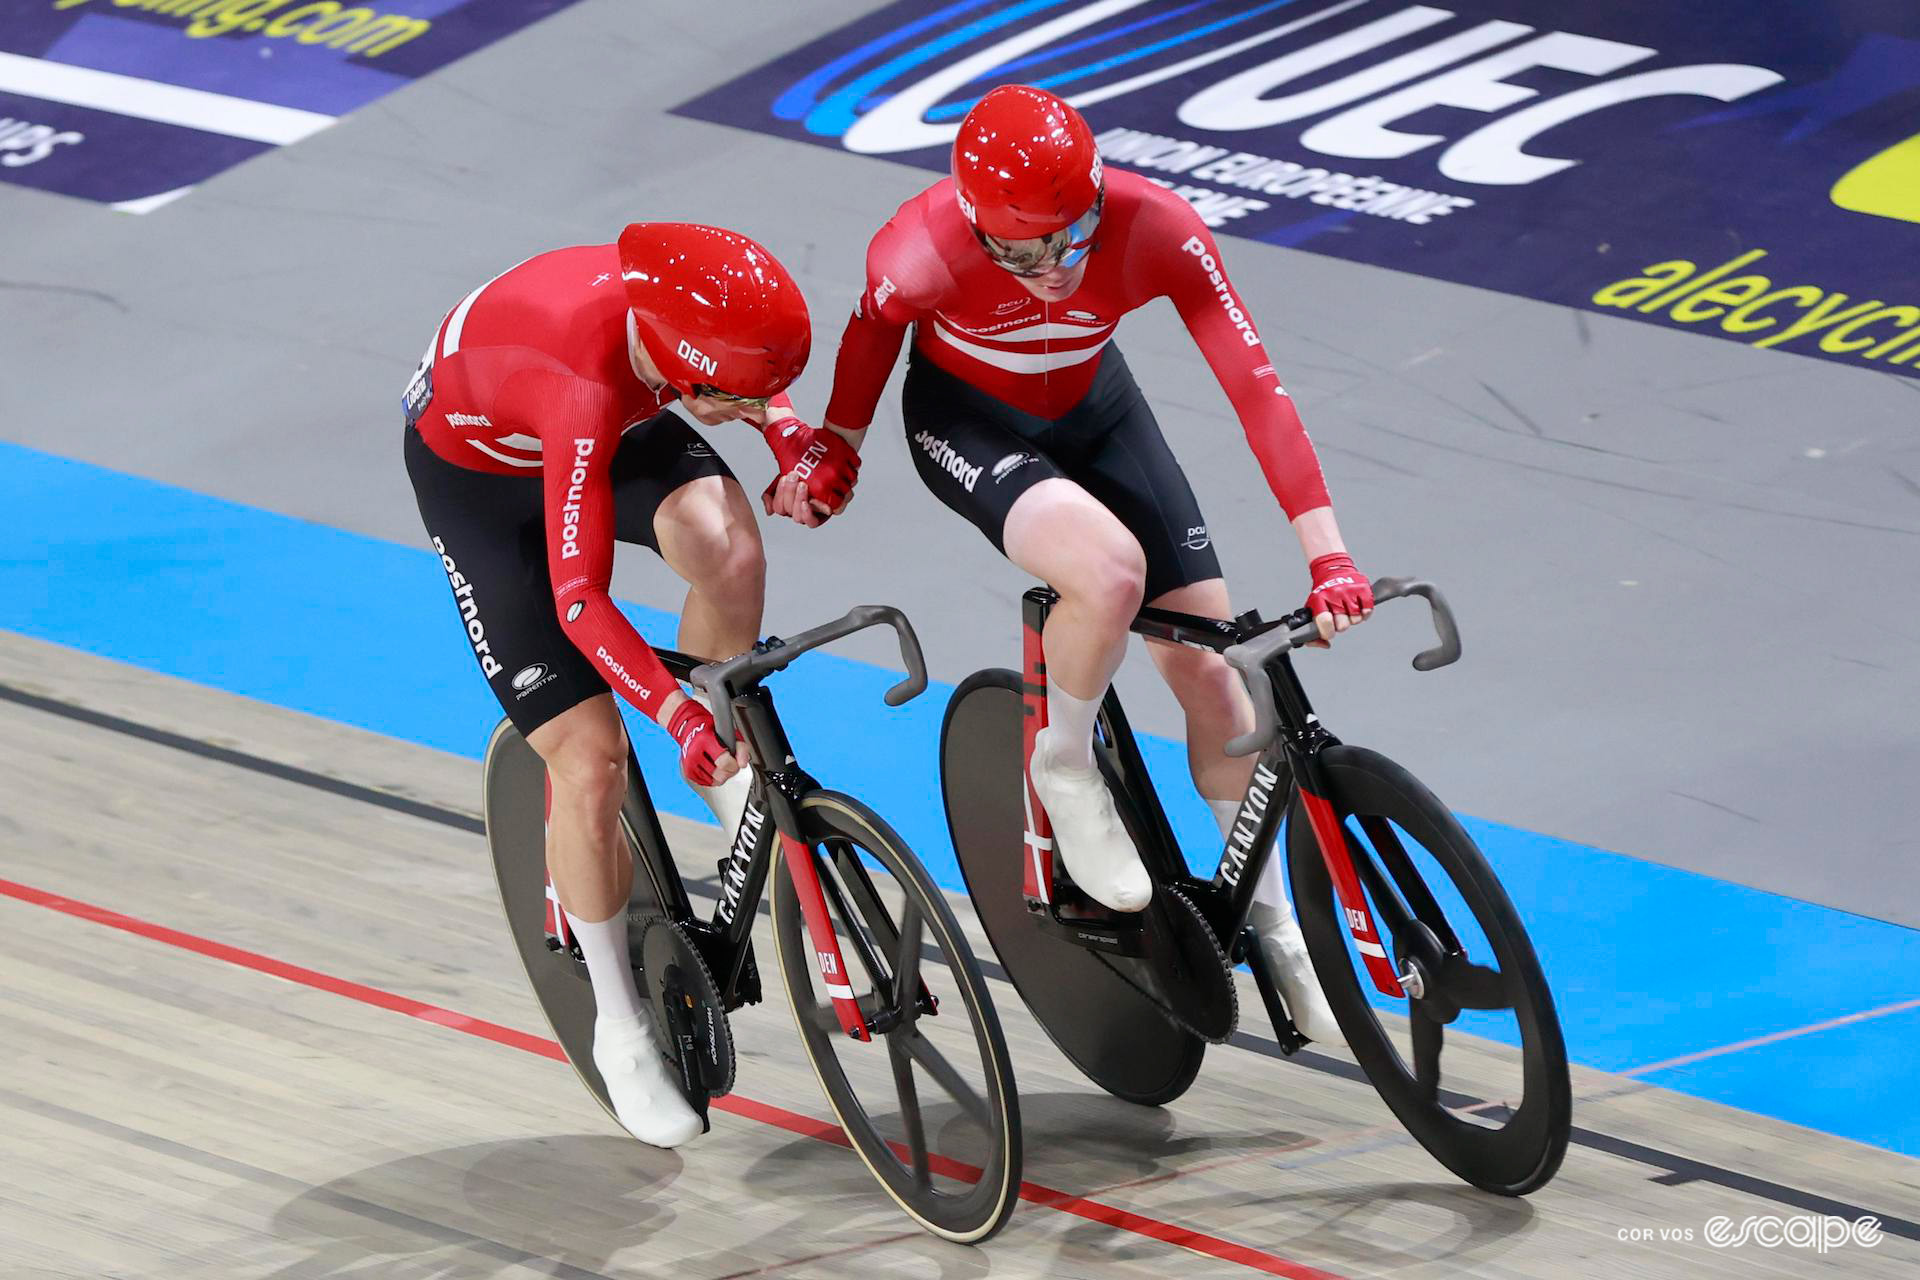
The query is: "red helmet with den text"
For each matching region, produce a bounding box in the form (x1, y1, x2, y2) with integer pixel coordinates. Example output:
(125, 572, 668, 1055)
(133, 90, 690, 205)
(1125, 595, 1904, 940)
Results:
(952, 85, 1104, 272)
(618, 222, 811, 400)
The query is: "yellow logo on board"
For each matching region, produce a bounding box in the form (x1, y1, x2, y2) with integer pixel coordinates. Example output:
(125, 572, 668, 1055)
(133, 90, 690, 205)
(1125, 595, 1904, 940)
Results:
(1831, 133, 1920, 225)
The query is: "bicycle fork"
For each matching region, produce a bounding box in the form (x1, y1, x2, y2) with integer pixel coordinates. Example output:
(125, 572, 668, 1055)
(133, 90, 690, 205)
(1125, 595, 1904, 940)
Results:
(1291, 753, 1407, 1000)
(1260, 655, 1409, 1002)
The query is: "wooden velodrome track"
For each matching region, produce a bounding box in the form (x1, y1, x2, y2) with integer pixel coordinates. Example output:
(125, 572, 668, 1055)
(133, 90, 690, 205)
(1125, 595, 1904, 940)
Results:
(3, 629, 1915, 1279)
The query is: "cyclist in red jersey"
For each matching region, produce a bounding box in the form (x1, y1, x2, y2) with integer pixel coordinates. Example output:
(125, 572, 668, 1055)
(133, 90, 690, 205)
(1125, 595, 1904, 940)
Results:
(796, 86, 1370, 1046)
(404, 223, 858, 1145)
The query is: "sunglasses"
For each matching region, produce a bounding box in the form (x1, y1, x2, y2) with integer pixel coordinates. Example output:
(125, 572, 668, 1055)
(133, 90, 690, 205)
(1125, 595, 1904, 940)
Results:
(977, 190, 1104, 278)
(689, 384, 771, 410)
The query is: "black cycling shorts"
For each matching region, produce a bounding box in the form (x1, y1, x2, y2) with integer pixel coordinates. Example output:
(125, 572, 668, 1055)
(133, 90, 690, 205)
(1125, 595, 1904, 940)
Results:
(900, 345, 1221, 601)
(404, 413, 733, 737)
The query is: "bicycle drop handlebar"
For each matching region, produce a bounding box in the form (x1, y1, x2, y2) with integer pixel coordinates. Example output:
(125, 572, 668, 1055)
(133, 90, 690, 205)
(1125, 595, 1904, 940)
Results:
(689, 605, 930, 749)
(1222, 577, 1462, 758)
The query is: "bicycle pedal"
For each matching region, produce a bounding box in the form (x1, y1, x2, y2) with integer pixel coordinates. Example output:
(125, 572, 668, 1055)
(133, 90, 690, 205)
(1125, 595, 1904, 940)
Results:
(1035, 892, 1149, 957)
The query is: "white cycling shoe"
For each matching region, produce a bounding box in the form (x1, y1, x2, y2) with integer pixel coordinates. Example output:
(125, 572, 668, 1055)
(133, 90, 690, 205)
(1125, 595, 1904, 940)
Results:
(591, 1011, 704, 1148)
(1030, 727, 1152, 912)
(1250, 901, 1347, 1047)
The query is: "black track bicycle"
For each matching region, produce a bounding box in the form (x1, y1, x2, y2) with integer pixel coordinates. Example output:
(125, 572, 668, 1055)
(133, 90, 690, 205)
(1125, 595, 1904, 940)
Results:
(940, 579, 1569, 1195)
(483, 605, 1021, 1242)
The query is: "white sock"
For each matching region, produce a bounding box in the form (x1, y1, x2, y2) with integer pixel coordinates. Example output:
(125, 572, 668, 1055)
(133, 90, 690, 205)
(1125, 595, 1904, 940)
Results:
(1207, 796, 1296, 928)
(1249, 843, 1296, 928)
(564, 909, 646, 1020)
(1044, 683, 1103, 771)
(686, 688, 751, 838)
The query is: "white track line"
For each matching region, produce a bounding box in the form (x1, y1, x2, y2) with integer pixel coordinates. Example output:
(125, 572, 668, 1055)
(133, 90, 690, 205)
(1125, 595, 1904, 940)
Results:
(1621, 995, 1920, 1077)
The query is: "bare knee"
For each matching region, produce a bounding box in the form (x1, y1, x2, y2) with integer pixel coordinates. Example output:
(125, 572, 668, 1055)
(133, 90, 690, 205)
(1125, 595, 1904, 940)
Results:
(1060, 540, 1146, 626)
(710, 533, 766, 600)
(1156, 646, 1248, 724)
(533, 719, 628, 817)
(664, 488, 765, 602)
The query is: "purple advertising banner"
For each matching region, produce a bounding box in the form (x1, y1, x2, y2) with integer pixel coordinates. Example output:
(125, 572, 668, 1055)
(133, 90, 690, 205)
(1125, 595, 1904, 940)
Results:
(674, 0, 1920, 376)
(0, 0, 590, 210)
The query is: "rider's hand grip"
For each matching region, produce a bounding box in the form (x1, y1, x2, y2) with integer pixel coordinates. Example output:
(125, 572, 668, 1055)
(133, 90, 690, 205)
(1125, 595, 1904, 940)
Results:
(1221, 575, 1461, 755)
(690, 604, 929, 747)
(1371, 577, 1461, 671)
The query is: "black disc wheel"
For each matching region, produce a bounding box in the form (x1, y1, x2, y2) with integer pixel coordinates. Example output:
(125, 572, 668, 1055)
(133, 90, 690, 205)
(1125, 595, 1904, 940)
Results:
(1287, 745, 1571, 1195)
(482, 719, 633, 1123)
(941, 670, 1205, 1105)
(771, 791, 1022, 1244)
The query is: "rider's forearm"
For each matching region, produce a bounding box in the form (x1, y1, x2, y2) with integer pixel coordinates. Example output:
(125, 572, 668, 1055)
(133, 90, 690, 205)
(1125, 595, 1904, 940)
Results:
(654, 688, 689, 726)
(822, 419, 867, 451)
(762, 392, 796, 427)
(1291, 506, 1347, 562)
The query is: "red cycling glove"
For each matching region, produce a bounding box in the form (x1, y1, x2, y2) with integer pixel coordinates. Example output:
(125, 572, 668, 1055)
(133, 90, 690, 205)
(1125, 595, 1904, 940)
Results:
(762, 417, 861, 514)
(1306, 552, 1374, 621)
(665, 698, 730, 787)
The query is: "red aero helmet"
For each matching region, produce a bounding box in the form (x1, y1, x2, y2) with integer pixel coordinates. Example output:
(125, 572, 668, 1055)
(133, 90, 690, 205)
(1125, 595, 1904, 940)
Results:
(617, 222, 811, 399)
(952, 84, 1102, 240)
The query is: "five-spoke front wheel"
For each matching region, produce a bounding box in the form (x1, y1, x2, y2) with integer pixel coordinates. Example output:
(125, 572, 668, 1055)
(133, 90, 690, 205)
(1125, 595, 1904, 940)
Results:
(772, 791, 1022, 1243)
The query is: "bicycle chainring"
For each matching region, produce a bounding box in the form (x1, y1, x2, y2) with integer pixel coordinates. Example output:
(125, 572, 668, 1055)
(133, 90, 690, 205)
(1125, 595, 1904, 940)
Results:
(1091, 884, 1239, 1043)
(640, 916, 737, 1099)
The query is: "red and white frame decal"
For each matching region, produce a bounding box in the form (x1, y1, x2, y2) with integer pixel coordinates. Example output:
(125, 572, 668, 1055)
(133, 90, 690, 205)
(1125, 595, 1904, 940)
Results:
(1296, 787, 1404, 999)
(1020, 617, 1054, 904)
(541, 770, 571, 948)
(780, 833, 869, 1042)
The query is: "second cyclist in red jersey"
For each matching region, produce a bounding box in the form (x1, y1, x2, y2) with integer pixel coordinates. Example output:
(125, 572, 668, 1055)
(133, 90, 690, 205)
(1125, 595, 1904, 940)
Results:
(802, 85, 1372, 1047)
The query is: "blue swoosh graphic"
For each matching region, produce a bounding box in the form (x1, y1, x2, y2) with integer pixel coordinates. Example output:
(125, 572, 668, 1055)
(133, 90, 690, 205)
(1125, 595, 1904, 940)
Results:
(801, 0, 1078, 138)
(773, 0, 992, 122)
(858, 0, 1220, 113)
(924, 0, 1304, 122)
(976, 0, 1217, 80)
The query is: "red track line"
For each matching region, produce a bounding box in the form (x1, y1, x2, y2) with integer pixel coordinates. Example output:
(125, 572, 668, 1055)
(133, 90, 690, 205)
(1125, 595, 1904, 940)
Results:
(0, 875, 1345, 1280)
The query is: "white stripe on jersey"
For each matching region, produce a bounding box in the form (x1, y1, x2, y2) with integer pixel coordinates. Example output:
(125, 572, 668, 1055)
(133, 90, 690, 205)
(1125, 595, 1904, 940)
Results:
(467, 438, 542, 468)
(929, 318, 1112, 374)
(939, 316, 1117, 342)
(441, 255, 536, 359)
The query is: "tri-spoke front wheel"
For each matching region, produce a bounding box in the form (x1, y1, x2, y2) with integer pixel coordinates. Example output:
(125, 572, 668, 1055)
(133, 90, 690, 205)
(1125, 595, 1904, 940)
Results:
(771, 791, 1021, 1244)
(1289, 746, 1571, 1195)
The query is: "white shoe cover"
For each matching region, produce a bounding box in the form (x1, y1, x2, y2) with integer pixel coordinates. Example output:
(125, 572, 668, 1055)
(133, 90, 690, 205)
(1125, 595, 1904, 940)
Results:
(1030, 728, 1152, 912)
(591, 1011, 704, 1148)
(1250, 902, 1347, 1048)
